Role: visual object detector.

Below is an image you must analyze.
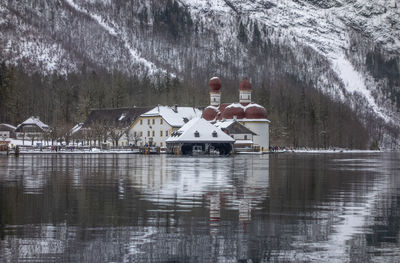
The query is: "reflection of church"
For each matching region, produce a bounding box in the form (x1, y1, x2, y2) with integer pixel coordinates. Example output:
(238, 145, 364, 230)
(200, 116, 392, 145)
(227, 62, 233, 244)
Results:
(128, 155, 270, 261)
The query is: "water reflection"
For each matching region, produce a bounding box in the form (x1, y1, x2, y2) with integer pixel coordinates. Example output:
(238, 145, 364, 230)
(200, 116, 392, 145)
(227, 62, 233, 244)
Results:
(0, 153, 399, 262)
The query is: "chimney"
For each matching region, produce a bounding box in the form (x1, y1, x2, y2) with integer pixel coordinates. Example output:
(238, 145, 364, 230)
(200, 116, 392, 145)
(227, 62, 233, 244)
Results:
(174, 104, 178, 113)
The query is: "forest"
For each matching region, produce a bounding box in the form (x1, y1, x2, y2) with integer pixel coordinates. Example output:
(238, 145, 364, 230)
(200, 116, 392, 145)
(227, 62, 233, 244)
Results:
(0, 60, 391, 149)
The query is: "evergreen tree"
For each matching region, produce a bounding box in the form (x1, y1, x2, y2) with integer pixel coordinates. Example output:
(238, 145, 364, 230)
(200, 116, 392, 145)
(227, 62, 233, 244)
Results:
(251, 22, 262, 48)
(238, 21, 248, 44)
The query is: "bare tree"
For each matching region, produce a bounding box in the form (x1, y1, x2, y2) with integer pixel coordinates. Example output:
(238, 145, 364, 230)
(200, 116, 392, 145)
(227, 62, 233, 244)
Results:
(109, 127, 125, 147)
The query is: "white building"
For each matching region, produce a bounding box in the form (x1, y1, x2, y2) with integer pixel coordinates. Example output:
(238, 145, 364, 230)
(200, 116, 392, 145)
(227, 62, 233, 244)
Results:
(128, 106, 202, 148)
(202, 77, 270, 152)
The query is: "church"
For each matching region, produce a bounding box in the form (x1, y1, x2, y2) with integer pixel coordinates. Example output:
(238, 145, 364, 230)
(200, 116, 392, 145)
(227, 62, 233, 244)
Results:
(202, 77, 270, 152)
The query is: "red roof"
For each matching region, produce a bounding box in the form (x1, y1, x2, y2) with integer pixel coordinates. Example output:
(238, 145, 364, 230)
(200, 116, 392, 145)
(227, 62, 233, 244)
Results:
(221, 105, 245, 119)
(209, 77, 222, 92)
(239, 77, 252, 91)
(202, 107, 218, 121)
(245, 105, 267, 119)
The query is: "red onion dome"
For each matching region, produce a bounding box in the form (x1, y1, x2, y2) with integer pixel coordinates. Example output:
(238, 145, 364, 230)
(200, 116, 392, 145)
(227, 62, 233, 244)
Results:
(221, 105, 245, 119)
(239, 77, 252, 91)
(202, 107, 218, 121)
(245, 104, 267, 119)
(209, 77, 222, 92)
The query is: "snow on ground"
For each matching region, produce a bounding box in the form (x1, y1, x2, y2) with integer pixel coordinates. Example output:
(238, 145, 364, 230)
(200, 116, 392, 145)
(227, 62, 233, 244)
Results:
(287, 149, 383, 154)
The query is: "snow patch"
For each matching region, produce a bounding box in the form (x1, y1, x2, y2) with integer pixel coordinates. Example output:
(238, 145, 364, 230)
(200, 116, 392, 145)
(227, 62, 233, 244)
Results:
(332, 55, 390, 122)
(64, 0, 171, 76)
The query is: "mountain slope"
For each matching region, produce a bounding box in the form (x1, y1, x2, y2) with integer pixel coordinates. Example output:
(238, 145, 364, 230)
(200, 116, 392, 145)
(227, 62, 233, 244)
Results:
(0, 0, 399, 146)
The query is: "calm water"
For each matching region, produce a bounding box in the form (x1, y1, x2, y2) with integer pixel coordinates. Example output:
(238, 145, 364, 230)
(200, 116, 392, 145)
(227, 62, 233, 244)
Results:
(0, 153, 399, 262)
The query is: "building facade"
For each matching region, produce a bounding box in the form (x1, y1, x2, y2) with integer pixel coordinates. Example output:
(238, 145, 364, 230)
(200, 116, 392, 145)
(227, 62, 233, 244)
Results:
(129, 106, 202, 148)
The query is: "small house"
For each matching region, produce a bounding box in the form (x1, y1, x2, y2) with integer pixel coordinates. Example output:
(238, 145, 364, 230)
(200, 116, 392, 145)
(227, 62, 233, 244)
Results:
(0, 123, 16, 139)
(15, 116, 50, 140)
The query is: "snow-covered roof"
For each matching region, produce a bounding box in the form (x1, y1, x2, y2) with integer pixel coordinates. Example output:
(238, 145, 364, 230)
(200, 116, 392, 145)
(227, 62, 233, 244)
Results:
(0, 123, 16, 130)
(16, 116, 49, 131)
(214, 120, 235, 129)
(118, 113, 126, 121)
(166, 118, 235, 143)
(225, 103, 265, 110)
(234, 140, 254, 145)
(71, 123, 83, 135)
(141, 106, 202, 127)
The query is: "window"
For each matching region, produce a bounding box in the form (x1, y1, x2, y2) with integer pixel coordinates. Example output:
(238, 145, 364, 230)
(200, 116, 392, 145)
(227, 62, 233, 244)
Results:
(134, 131, 137, 137)
(244, 135, 248, 140)
(166, 131, 168, 136)
(160, 119, 163, 125)
(140, 119, 143, 125)
(147, 131, 150, 137)
(152, 131, 155, 137)
(147, 119, 150, 125)
(152, 119, 155, 125)
(194, 131, 200, 138)
(140, 131, 143, 137)
(212, 131, 218, 138)
(160, 131, 163, 137)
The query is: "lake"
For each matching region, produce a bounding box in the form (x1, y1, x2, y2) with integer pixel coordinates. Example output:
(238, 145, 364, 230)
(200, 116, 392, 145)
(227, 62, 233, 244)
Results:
(0, 153, 399, 262)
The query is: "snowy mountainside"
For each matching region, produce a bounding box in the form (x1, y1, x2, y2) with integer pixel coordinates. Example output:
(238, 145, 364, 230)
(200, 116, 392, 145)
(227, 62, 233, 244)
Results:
(0, 0, 399, 129)
(181, 0, 400, 123)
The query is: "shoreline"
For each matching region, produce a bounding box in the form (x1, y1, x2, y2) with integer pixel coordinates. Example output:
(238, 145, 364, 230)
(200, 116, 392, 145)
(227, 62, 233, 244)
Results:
(2, 149, 394, 156)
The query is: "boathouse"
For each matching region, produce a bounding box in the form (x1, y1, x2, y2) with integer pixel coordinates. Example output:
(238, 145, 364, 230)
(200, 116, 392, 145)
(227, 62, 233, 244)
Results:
(166, 118, 234, 155)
